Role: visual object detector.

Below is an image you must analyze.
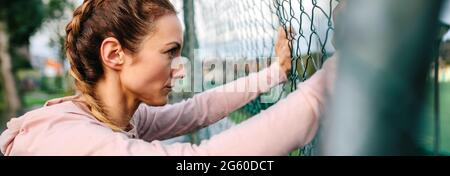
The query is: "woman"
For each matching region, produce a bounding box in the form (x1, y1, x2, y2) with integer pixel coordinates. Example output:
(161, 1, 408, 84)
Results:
(0, 0, 336, 156)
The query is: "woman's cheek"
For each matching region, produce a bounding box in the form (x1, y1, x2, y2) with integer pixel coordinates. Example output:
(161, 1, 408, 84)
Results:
(157, 57, 173, 79)
(121, 66, 151, 92)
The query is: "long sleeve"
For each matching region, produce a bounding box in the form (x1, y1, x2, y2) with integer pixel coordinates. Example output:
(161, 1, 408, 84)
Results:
(101, 56, 334, 156)
(198, 65, 330, 155)
(190, 57, 335, 155)
(133, 62, 288, 141)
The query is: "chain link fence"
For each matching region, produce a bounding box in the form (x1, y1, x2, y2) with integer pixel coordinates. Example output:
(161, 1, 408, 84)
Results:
(176, 0, 338, 156)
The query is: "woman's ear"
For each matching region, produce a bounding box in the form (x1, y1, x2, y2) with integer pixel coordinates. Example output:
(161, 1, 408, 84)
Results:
(100, 37, 124, 70)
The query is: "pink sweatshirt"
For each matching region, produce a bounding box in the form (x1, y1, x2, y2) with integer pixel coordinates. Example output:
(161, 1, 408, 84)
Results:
(0, 57, 335, 156)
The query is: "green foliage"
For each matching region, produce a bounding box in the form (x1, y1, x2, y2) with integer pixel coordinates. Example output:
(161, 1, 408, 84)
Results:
(0, 84, 5, 113)
(419, 81, 450, 155)
(2, 0, 45, 46)
(10, 48, 32, 72)
(0, 0, 72, 116)
(0, 0, 72, 76)
(23, 90, 66, 108)
(0, 0, 72, 46)
(45, 0, 75, 20)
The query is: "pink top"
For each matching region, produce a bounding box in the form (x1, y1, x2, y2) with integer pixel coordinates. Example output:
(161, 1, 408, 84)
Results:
(0, 57, 336, 156)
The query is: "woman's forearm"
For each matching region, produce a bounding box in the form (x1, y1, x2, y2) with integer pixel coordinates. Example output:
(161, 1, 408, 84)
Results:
(134, 62, 288, 141)
(192, 67, 328, 155)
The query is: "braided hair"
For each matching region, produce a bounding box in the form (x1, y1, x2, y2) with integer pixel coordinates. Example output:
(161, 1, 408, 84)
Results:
(65, 0, 176, 131)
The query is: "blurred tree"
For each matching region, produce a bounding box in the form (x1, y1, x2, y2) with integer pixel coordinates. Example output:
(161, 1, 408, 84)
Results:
(0, 0, 72, 117)
(0, 21, 20, 117)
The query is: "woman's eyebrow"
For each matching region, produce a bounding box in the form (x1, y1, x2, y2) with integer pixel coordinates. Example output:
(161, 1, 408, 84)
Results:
(166, 42, 181, 48)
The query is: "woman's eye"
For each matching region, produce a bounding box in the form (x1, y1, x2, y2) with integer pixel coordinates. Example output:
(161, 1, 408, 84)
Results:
(167, 48, 178, 58)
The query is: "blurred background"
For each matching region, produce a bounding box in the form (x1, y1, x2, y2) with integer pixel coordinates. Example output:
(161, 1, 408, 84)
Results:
(0, 0, 449, 155)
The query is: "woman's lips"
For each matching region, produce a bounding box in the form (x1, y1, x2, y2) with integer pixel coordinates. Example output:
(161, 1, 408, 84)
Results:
(164, 86, 173, 92)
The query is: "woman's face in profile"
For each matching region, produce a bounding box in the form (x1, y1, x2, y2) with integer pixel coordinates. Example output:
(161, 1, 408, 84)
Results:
(120, 14, 185, 106)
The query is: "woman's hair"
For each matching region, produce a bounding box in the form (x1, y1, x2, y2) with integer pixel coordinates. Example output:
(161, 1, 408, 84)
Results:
(65, 0, 176, 131)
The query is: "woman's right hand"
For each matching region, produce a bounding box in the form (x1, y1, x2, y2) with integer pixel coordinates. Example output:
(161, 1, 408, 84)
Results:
(275, 27, 293, 77)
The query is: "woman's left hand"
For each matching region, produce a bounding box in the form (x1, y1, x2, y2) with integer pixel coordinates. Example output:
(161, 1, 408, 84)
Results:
(275, 27, 293, 76)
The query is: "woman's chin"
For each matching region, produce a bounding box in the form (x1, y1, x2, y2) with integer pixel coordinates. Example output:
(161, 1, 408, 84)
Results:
(142, 96, 168, 106)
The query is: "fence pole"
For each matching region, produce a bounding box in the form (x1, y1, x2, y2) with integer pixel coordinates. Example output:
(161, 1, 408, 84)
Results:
(318, 0, 443, 155)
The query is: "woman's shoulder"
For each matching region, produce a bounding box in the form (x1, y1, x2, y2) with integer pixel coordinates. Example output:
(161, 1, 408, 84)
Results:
(23, 97, 96, 123)
(3, 97, 106, 138)
(29, 101, 92, 120)
(0, 97, 113, 155)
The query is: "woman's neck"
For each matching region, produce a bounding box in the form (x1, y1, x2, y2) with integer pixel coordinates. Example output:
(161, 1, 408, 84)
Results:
(95, 73, 140, 131)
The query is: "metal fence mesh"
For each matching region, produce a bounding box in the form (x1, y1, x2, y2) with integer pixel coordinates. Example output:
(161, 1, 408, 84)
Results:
(190, 0, 338, 156)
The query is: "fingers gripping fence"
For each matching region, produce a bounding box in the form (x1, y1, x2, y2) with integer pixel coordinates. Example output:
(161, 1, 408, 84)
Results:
(192, 0, 338, 155)
(275, 0, 336, 86)
(273, 0, 338, 156)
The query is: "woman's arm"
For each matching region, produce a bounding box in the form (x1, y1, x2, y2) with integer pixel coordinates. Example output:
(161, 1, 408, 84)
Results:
(133, 62, 287, 141)
(60, 55, 335, 156)
(133, 27, 293, 142)
(198, 57, 336, 155)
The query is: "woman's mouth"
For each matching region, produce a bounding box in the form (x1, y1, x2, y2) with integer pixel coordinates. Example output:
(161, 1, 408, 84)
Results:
(164, 86, 173, 93)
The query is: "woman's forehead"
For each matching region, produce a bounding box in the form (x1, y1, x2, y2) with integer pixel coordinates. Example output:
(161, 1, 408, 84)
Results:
(152, 15, 183, 43)
(141, 15, 183, 47)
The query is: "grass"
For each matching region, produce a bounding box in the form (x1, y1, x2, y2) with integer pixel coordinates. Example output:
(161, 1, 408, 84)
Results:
(418, 82, 450, 155)
(23, 90, 67, 109)
(228, 110, 252, 124)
